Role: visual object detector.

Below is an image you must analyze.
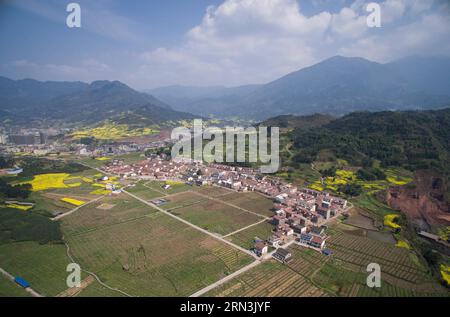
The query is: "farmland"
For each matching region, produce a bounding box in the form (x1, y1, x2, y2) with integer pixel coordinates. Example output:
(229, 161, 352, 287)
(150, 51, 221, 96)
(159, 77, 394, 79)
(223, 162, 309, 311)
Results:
(0, 241, 72, 296)
(205, 256, 328, 297)
(168, 198, 263, 236)
(0, 275, 31, 297)
(61, 193, 254, 296)
(324, 229, 448, 296)
(215, 192, 275, 217)
(71, 122, 159, 140)
(126, 181, 164, 201)
(225, 221, 275, 249)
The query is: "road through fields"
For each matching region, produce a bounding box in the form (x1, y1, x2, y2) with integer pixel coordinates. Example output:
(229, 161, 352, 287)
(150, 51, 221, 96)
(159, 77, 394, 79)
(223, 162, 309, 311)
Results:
(123, 189, 259, 260)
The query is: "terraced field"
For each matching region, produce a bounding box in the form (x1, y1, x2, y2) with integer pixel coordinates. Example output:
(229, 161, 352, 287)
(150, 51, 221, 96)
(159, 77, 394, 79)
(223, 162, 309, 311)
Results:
(205, 259, 328, 297)
(325, 231, 449, 296)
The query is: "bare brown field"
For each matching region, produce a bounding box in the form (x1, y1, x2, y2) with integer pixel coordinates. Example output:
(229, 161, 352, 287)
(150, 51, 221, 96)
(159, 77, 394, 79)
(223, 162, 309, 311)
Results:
(193, 186, 233, 197)
(96, 203, 116, 210)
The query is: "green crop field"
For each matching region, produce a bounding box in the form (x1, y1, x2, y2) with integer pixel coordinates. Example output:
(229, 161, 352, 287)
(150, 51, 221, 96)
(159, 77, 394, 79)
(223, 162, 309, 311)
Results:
(75, 279, 126, 297)
(127, 181, 165, 201)
(0, 241, 72, 296)
(216, 192, 274, 217)
(62, 198, 253, 296)
(225, 221, 274, 249)
(168, 198, 263, 236)
(161, 191, 209, 210)
(61, 194, 155, 236)
(0, 275, 31, 297)
(144, 180, 192, 195)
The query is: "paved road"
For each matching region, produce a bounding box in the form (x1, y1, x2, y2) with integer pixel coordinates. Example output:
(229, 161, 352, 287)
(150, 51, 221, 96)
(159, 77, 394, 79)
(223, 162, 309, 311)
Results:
(190, 240, 296, 297)
(189, 260, 261, 297)
(0, 267, 43, 297)
(123, 189, 259, 260)
(223, 218, 269, 238)
(51, 195, 105, 221)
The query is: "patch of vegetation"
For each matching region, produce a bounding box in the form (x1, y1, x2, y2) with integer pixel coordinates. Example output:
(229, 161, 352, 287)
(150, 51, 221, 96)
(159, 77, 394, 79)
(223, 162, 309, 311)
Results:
(291, 109, 450, 175)
(0, 207, 62, 244)
(0, 178, 32, 199)
(72, 121, 159, 140)
(357, 168, 386, 181)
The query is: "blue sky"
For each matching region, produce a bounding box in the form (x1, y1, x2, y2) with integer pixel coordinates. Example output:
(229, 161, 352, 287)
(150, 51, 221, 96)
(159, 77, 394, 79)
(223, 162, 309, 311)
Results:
(0, 0, 449, 89)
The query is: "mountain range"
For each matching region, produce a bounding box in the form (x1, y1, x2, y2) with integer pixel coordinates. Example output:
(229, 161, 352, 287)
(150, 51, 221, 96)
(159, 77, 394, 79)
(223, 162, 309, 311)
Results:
(148, 56, 450, 121)
(0, 77, 194, 126)
(1, 55, 450, 125)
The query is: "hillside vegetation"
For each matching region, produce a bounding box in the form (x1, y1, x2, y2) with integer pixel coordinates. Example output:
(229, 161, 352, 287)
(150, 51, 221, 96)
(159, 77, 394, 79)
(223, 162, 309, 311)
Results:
(290, 108, 450, 174)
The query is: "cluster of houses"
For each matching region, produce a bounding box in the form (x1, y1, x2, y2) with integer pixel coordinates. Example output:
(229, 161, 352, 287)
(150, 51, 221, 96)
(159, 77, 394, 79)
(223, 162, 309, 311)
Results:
(103, 155, 195, 179)
(101, 155, 349, 258)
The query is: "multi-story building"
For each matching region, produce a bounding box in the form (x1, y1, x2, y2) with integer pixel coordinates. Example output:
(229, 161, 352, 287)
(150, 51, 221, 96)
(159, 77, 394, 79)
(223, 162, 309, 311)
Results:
(0, 134, 7, 144)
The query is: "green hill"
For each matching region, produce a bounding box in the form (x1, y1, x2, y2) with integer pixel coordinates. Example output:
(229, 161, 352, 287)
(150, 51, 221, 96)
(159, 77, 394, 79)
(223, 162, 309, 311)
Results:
(290, 108, 450, 174)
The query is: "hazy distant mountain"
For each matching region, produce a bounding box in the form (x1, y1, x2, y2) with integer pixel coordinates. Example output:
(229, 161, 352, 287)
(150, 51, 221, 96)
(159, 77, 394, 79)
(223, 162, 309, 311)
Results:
(0, 77, 194, 125)
(0, 76, 87, 111)
(147, 84, 261, 116)
(148, 56, 450, 121)
(386, 56, 450, 96)
(226, 56, 450, 120)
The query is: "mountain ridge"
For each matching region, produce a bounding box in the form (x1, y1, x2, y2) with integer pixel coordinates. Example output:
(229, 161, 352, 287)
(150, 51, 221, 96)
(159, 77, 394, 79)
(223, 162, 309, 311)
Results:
(0, 77, 195, 126)
(147, 55, 450, 120)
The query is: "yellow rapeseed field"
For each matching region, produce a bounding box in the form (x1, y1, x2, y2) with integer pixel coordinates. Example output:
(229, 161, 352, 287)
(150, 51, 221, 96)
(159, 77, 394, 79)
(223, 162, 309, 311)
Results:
(165, 180, 185, 186)
(395, 240, 411, 249)
(384, 214, 401, 229)
(82, 177, 93, 183)
(2, 203, 33, 211)
(61, 197, 86, 206)
(71, 122, 159, 140)
(90, 188, 110, 195)
(440, 264, 450, 285)
(23, 173, 78, 191)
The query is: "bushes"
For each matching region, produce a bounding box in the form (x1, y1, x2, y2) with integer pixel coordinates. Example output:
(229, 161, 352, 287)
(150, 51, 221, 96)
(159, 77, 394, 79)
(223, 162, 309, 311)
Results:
(357, 168, 386, 181)
(0, 179, 32, 199)
(338, 184, 363, 197)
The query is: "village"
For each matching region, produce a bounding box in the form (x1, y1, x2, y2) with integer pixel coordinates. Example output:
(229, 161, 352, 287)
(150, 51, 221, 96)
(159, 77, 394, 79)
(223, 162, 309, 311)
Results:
(103, 155, 350, 261)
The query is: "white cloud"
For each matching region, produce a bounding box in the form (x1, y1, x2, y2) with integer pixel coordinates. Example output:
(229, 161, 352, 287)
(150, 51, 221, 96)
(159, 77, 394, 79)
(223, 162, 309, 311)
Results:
(134, 0, 450, 88)
(5, 0, 450, 88)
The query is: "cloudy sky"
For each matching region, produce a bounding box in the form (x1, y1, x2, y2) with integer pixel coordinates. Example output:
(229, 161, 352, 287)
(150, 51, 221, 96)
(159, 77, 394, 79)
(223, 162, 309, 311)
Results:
(0, 0, 449, 89)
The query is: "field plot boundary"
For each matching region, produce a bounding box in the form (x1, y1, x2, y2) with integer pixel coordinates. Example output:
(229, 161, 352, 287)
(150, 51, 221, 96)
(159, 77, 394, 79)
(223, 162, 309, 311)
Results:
(63, 241, 132, 297)
(52, 195, 105, 221)
(123, 189, 258, 259)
